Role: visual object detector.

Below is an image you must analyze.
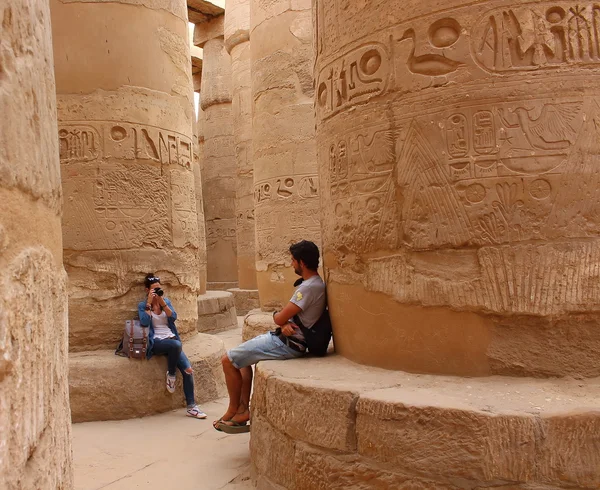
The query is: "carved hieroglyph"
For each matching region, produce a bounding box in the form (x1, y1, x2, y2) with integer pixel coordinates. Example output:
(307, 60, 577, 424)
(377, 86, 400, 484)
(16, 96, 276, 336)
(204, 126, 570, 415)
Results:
(0, 0, 73, 486)
(316, 0, 600, 377)
(251, 0, 321, 308)
(51, 0, 202, 350)
(197, 19, 239, 289)
(225, 0, 258, 290)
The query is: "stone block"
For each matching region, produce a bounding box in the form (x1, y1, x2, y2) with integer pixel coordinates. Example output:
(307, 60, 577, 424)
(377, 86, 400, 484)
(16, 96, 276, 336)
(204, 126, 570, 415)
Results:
(265, 375, 358, 451)
(194, 15, 225, 47)
(70, 333, 226, 422)
(243, 309, 275, 341)
(356, 389, 538, 483)
(197, 291, 238, 333)
(250, 414, 296, 489)
(228, 288, 260, 315)
(294, 442, 462, 490)
(537, 411, 600, 489)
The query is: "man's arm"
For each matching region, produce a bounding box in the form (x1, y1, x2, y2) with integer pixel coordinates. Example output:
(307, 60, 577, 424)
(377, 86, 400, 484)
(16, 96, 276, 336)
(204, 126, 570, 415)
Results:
(273, 302, 302, 337)
(273, 302, 302, 326)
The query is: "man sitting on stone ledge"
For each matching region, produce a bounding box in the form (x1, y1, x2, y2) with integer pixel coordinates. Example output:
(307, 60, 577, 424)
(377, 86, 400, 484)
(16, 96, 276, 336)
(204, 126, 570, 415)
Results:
(213, 240, 326, 434)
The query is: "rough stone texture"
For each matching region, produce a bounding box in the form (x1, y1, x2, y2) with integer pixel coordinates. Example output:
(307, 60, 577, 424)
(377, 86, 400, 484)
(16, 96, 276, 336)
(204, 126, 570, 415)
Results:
(225, 0, 258, 290)
(70, 333, 227, 422)
(196, 21, 239, 288)
(51, 0, 203, 351)
(197, 97, 208, 293)
(251, 0, 321, 309)
(197, 290, 238, 333)
(242, 309, 275, 341)
(228, 288, 260, 315)
(0, 0, 73, 486)
(315, 0, 600, 377)
(251, 357, 600, 489)
(193, 100, 208, 295)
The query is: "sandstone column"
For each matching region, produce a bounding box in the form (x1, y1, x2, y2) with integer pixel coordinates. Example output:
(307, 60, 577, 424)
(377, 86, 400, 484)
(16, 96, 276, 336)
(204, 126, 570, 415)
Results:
(225, 0, 260, 314)
(250, 0, 321, 308)
(0, 0, 72, 486)
(195, 17, 239, 290)
(51, 0, 202, 348)
(193, 103, 208, 294)
(316, 0, 600, 377)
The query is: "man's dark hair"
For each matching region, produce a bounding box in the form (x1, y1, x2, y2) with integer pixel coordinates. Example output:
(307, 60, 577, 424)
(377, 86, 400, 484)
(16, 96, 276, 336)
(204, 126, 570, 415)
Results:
(289, 240, 320, 271)
(144, 272, 160, 289)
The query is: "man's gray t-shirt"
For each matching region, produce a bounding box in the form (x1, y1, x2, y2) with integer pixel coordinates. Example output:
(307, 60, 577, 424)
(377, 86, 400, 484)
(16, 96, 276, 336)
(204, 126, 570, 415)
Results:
(289, 275, 326, 329)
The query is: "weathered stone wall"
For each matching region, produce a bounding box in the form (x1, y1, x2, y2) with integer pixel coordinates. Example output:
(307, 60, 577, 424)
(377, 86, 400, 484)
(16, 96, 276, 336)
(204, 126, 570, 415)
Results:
(251, 0, 321, 309)
(196, 17, 239, 290)
(316, 0, 600, 377)
(0, 0, 73, 486)
(225, 0, 257, 290)
(51, 0, 202, 350)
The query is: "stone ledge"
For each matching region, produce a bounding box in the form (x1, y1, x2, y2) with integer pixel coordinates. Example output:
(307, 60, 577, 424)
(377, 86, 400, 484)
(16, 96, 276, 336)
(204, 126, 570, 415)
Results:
(69, 333, 227, 423)
(251, 356, 600, 489)
(227, 288, 260, 315)
(197, 290, 238, 333)
(242, 309, 274, 341)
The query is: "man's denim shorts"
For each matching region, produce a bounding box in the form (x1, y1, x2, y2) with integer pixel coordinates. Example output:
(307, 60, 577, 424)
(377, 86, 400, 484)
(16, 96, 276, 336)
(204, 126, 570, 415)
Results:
(227, 332, 304, 369)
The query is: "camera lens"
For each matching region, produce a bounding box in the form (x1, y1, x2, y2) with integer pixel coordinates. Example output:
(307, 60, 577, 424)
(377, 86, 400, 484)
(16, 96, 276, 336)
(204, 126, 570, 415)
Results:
(155, 287, 164, 297)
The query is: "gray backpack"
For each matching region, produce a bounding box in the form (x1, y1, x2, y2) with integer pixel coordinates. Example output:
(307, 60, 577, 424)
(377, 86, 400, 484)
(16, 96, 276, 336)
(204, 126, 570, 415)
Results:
(115, 320, 148, 359)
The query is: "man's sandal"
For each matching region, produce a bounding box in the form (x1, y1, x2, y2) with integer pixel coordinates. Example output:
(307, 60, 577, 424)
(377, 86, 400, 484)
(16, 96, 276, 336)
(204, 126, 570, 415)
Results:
(216, 420, 250, 434)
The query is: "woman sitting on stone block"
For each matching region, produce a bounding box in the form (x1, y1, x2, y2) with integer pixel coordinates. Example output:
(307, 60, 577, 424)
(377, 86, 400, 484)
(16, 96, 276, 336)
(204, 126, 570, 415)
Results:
(138, 273, 207, 419)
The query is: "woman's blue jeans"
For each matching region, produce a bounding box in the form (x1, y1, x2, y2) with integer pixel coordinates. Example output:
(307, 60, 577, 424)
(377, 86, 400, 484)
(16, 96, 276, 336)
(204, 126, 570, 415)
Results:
(152, 338, 195, 407)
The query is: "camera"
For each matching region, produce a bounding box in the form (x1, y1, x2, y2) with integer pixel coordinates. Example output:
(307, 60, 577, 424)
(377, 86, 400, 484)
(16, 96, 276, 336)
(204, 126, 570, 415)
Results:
(153, 287, 164, 297)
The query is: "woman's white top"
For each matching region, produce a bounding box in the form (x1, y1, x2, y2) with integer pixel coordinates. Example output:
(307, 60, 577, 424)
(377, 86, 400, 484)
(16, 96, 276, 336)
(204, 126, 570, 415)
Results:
(151, 311, 175, 340)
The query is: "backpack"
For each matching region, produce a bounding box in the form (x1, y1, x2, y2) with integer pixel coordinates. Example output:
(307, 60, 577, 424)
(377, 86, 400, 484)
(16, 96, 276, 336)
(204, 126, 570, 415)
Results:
(115, 320, 148, 359)
(294, 308, 333, 357)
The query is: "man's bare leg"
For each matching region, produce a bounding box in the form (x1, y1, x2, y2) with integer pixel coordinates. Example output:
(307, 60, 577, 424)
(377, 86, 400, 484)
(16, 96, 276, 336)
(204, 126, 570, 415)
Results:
(215, 354, 243, 427)
(227, 366, 252, 424)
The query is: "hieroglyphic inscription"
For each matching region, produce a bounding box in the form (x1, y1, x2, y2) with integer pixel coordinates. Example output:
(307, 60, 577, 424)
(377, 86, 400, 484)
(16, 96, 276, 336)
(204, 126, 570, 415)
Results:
(254, 175, 319, 206)
(325, 124, 399, 255)
(434, 99, 584, 245)
(317, 43, 390, 120)
(59, 126, 100, 162)
(59, 122, 193, 170)
(473, 3, 600, 72)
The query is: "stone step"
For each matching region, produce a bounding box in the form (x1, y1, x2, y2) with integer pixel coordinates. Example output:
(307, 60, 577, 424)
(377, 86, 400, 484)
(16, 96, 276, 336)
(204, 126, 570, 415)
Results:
(198, 290, 238, 333)
(69, 333, 227, 423)
(251, 355, 600, 490)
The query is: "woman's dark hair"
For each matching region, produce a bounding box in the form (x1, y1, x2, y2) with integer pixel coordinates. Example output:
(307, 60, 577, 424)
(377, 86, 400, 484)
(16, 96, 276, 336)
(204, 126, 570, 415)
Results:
(289, 240, 320, 271)
(144, 273, 160, 289)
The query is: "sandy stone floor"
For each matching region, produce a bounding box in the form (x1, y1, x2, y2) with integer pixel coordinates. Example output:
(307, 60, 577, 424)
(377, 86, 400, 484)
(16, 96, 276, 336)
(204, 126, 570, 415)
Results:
(73, 321, 253, 490)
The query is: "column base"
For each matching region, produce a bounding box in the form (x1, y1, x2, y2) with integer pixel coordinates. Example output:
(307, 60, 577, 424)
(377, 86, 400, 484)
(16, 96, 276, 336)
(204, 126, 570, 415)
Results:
(242, 309, 276, 341)
(197, 290, 238, 333)
(69, 333, 227, 423)
(250, 356, 600, 489)
(227, 288, 260, 315)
